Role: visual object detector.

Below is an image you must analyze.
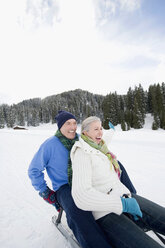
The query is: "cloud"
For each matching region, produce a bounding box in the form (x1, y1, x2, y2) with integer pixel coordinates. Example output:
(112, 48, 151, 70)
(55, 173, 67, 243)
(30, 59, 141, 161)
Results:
(118, 0, 141, 11)
(17, 0, 61, 30)
(120, 56, 160, 69)
(18, 0, 142, 32)
(93, 0, 142, 25)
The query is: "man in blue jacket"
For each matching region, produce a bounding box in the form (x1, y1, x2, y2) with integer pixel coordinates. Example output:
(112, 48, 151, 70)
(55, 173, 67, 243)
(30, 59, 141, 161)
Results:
(28, 110, 136, 248)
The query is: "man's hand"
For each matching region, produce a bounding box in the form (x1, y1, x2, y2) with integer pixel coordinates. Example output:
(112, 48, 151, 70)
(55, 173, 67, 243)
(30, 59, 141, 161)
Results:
(39, 186, 61, 212)
(108, 121, 115, 130)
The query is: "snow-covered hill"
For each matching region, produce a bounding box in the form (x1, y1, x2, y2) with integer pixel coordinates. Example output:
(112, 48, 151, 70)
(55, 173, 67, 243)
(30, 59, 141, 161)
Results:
(0, 117, 165, 248)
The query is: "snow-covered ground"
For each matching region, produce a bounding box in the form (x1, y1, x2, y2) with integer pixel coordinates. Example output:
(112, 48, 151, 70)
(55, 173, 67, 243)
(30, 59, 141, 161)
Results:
(0, 116, 165, 248)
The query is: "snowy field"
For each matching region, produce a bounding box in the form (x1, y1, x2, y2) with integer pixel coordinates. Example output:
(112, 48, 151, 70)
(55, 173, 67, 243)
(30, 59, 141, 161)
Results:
(0, 118, 165, 248)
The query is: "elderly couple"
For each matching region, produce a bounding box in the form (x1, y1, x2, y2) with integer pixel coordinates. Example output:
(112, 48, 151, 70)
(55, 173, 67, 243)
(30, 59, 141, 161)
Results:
(28, 110, 165, 248)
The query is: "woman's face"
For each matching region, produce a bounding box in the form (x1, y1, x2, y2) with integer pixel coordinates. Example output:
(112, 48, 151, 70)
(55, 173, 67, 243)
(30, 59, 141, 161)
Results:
(84, 120, 103, 144)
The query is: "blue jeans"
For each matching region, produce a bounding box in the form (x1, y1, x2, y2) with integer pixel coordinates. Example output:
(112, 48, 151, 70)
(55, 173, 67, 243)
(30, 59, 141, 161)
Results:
(96, 194, 165, 248)
(56, 184, 112, 248)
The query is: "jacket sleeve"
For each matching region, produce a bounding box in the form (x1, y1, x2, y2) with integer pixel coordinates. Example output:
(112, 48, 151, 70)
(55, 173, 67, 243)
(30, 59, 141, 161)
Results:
(118, 161, 137, 194)
(28, 142, 50, 193)
(71, 148, 123, 215)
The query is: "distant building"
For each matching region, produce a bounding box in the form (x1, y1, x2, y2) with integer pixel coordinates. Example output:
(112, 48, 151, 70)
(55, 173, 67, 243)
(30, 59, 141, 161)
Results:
(13, 126, 27, 130)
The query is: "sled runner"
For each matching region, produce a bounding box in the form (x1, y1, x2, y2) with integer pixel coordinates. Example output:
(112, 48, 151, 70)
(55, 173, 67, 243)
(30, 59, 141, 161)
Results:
(52, 207, 165, 248)
(52, 208, 81, 248)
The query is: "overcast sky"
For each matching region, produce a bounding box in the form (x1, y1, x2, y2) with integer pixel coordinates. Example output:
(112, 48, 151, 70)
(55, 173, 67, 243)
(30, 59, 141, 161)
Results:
(0, 0, 165, 104)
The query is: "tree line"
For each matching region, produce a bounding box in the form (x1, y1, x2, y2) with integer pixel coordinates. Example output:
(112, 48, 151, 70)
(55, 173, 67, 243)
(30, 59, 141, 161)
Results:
(103, 83, 165, 130)
(0, 83, 165, 130)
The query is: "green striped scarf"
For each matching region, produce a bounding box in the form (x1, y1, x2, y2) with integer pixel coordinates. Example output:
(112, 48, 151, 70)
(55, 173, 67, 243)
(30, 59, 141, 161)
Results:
(55, 130, 79, 185)
(81, 134, 121, 178)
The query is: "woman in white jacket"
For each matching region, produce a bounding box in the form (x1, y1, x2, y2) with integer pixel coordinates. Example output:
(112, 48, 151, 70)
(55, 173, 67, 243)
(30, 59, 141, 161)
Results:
(71, 116, 165, 248)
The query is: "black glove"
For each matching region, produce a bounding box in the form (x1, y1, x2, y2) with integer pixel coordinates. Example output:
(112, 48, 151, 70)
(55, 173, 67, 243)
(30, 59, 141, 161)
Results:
(39, 186, 61, 212)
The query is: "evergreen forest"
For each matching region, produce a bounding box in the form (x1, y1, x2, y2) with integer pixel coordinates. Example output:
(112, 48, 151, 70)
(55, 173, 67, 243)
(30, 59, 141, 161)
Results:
(0, 83, 165, 131)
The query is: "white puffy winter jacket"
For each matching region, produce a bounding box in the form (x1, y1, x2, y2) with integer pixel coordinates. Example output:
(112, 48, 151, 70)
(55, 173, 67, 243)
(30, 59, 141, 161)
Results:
(71, 132, 131, 220)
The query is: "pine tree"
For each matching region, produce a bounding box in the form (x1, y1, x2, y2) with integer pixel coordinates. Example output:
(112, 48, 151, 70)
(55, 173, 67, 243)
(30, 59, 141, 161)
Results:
(16, 105, 25, 126)
(118, 95, 125, 124)
(161, 82, 165, 105)
(102, 94, 111, 129)
(102, 92, 120, 128)
(121, 120, 126, 131)
(8, 107, 16, 127)
(149, 84, 165, 129)
(134, 84, 146, 124)
(132, 98, 143, 129)
(125, 87, 134, 127)
(0, 105, 5, 128)
(152, 114, 160, 130)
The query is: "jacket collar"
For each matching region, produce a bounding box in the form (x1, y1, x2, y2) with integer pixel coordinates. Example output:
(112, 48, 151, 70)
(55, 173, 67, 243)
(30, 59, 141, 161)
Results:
(72, 137, 102, 155)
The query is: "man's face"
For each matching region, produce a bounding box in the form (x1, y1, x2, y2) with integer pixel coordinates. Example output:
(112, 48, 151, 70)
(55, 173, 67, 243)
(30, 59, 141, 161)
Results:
(60, 119, 77, 139)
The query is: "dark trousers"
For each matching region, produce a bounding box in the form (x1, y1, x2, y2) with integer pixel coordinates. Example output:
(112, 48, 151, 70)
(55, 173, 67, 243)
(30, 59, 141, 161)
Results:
(56, 184, 112, 248)
(96, 194, 165, 248)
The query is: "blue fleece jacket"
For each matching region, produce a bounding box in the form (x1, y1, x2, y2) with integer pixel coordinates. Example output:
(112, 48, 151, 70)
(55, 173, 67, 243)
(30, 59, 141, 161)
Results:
(28, 136, 69, 192)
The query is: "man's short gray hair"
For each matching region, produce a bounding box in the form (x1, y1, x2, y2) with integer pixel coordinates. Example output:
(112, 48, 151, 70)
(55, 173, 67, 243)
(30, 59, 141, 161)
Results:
(81, 116, 101, 134)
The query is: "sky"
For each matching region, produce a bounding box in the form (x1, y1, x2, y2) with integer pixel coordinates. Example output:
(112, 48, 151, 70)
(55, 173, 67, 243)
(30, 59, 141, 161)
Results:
(0, 0, 165, 105)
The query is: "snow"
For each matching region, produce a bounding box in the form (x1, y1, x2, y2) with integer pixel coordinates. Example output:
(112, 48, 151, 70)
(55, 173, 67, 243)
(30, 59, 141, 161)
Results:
(0, 116, 165, 248)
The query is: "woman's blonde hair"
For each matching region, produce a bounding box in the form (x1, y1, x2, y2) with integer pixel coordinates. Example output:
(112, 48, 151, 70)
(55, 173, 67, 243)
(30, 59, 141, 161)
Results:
(81, 116, 101, 134)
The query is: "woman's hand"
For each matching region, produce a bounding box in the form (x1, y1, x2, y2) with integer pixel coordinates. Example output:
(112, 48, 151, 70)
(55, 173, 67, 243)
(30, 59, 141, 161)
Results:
(121, 197, 142, 220)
